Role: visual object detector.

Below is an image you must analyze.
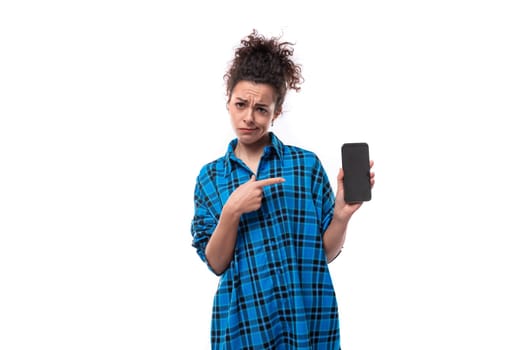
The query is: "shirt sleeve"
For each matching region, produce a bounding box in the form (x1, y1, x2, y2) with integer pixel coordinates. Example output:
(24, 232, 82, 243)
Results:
(311, 155, 335, 234)
(190, 174, 219, 272)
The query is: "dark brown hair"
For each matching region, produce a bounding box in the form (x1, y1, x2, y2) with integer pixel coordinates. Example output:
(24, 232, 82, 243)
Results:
(224, 30, 304, 111)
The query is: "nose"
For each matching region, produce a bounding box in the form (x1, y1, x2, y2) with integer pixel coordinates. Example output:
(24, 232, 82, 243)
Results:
(244, 108, 255, 123)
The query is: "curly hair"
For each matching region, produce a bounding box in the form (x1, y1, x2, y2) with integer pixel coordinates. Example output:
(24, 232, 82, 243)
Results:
(224, 30, 304, 111)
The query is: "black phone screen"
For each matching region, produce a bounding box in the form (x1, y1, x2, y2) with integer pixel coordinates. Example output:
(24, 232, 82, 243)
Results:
(341, 143, 371, 203)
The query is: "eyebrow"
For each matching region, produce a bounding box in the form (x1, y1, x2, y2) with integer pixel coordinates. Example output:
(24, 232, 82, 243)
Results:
(234, 97, 270, 107)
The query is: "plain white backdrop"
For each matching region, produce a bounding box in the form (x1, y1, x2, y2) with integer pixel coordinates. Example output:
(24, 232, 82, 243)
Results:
(1, 1, 524, 349)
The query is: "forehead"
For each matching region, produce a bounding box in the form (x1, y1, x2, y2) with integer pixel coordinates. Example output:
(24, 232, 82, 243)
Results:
(231, 81, 276, 104)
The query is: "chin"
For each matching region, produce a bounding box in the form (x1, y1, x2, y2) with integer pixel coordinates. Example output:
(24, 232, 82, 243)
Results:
(237, 132, 267, 144)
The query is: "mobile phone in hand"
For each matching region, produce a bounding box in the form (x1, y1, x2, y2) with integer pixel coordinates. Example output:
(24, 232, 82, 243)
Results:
(341, 143, 371, 203)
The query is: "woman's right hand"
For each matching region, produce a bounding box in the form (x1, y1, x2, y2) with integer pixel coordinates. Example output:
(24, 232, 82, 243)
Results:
(225, 175, 285, 215)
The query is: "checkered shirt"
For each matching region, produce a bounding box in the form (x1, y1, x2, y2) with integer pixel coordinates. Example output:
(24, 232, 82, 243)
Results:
(191, 133, 341, 349)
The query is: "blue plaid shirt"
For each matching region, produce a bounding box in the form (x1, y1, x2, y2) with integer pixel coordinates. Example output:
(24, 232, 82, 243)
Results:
(191, 133, 340, 349)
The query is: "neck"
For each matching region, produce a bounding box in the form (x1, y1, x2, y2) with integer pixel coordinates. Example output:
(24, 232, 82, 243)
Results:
(234, 133, 271, 169)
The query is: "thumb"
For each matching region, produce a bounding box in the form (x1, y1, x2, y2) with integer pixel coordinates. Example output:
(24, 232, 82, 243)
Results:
(240, 175, 256, 188)
(337, 168, 345, 193)
(337, 168, 344, 186)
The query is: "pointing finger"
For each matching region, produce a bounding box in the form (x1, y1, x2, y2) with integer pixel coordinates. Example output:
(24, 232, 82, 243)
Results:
(255, 177, 285, 187)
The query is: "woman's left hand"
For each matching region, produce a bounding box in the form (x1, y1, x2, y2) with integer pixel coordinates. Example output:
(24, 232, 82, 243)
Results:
(333, 160, 375, 222)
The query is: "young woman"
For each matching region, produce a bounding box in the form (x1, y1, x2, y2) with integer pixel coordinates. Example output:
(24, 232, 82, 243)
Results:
(191, 30, 375, 349)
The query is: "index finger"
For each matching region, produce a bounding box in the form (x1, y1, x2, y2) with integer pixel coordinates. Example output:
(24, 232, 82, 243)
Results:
(255, 177, 285, 187)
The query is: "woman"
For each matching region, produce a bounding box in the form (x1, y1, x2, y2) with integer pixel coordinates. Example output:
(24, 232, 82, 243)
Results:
(191, 30, 375, 349)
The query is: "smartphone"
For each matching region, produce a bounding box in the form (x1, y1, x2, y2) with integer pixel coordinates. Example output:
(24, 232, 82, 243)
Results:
(341, 143, 371, 203)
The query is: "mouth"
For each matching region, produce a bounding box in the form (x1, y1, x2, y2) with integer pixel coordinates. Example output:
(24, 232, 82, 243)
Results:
(239, 128, 257, 133)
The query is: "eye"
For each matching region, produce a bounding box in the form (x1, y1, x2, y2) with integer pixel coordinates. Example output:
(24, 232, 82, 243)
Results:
(256, 107, 268, 114)
(235, 102, 245, 109)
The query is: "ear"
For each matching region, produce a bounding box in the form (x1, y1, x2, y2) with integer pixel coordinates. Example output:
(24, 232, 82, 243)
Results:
(274, 107, 282, 118)
(226, 95, 232, 111)
(271, 110, 281, 126)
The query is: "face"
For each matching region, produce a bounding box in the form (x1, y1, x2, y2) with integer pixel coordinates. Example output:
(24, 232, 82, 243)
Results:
(227, 80, 280, 147)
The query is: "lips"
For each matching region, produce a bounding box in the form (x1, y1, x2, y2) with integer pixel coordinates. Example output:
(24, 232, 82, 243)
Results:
(239, 128, 257, 133)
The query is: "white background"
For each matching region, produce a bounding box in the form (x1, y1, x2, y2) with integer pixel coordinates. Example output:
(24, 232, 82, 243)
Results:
(1, 1, 524, 349)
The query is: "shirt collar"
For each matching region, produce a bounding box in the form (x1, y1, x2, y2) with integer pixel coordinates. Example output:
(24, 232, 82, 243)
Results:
(223, 132, 284, 177)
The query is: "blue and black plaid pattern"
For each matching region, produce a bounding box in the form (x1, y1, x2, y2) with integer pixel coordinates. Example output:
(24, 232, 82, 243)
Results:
(191, 133, 341, 349)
